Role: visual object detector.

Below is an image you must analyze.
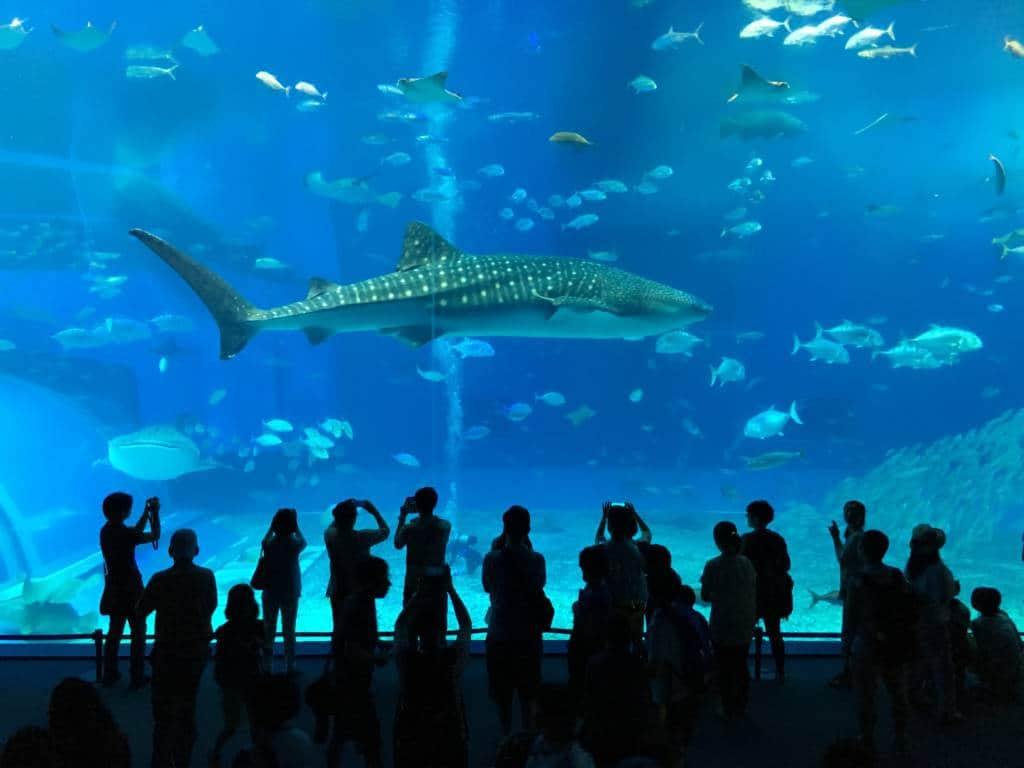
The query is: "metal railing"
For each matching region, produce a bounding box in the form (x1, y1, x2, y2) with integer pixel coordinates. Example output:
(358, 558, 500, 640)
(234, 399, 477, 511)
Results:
(1, 626, 825, 684)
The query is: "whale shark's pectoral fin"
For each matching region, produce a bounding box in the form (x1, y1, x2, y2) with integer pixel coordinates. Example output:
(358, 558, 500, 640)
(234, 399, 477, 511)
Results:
(303, 327, 333, 345)
(532, 289, 617, 317)
(307, 277, 339, 299)
(381, 325, 442, 347)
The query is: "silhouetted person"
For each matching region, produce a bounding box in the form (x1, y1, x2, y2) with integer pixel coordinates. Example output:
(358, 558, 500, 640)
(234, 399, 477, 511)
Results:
(327, 556, 391, 768)
(235, 674, 319, 768)
(325, 498, 389, 638)
(905, 523, 961, 722)
(393, 565, 472, 768)
(700, 521, 756, 719)
(829, 500, 867, 689)
(846, 529, 913, 754)
(526, 684, 595, 768)
(99, 491, 160, 689)
(595, 502, 651, 652)
(47, 677, 130, 768)
(740, 499, 793, 682)
(395, 487, 451, 604)
(210, 584, 265, 767)
(567, 545, 611, 708)
(0, 726, 54, 768)
(647, 568, 708, 767)
(970, 586, 1023, 701)
(138, 528, 217, 768)
(678, 584, 713, 685)
(260, 508, 306, 674)
(483, 505, 547, 736)
(581, 614, 650, 766)
(948, 581, 971, 711)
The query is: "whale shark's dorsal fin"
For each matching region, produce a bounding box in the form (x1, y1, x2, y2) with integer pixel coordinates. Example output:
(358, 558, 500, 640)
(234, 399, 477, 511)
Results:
(307, 277, 338, 299)
(398, 221, 462, 272)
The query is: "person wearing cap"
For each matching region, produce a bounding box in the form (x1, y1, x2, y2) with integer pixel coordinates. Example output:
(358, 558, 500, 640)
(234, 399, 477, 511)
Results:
(905, 523, 962, 723)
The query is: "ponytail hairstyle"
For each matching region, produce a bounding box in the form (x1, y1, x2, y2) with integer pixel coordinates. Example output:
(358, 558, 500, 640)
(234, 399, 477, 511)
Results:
(713, 521, 742, 555)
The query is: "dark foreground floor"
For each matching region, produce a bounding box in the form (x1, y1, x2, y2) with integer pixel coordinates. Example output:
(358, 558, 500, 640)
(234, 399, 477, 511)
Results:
(0, 653, 1020, 768)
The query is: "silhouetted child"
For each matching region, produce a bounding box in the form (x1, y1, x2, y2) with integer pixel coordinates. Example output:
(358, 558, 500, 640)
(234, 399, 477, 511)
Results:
(647, 569, 707, 768)
(700, 521, 757, 719)
(393, 565, 472, 768)
(970, 586, 1023, 701)
(741, 499, 793, 683)
(327, 556, 392, 768)
(567, 545, 611, 708)
(581, 614, 650, 766)
(846, 530, 912, 754)
(210, 584, 266, 767)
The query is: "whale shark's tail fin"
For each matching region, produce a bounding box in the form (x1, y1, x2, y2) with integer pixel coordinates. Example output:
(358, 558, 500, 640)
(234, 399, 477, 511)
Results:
(129, 229, 258, 359)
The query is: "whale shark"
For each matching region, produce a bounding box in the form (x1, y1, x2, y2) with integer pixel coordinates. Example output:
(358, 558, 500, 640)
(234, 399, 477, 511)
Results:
(129, 221, 712, 359)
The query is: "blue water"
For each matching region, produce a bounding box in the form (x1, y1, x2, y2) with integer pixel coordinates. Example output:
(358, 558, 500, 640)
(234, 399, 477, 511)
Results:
(1, 0, 1023, 636)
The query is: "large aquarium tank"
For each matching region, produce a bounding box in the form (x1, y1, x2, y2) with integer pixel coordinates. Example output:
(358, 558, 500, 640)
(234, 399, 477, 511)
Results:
(1, 0, 1022, 640)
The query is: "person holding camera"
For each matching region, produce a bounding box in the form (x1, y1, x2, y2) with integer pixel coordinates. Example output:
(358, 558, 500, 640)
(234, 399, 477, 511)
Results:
(98, 492, 161, 689)
(394, 487, 451, 605)
(325, 498, 390, 635)
(483, 505, 547, 736)
(595, 501, 651, 654)
(260, 508, 307, 675)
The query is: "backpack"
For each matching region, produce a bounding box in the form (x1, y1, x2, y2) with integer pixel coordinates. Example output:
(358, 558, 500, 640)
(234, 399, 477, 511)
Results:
(862, 567, 920, 665)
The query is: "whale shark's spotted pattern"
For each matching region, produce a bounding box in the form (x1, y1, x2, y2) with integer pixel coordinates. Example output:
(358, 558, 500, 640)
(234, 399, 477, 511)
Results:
(130, 222, 711, 359)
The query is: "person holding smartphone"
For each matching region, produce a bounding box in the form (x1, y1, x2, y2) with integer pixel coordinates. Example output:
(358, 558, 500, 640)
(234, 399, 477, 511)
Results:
(595, 501, 651, 654)
(394, 487, 451, 605)
(99, 492, 160, 689)
(325, 498, 390, 637)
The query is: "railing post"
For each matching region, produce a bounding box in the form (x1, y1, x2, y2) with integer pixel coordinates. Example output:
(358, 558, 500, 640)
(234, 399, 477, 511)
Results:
(92, 629, 104, 683)
(753, 626, 764, 681)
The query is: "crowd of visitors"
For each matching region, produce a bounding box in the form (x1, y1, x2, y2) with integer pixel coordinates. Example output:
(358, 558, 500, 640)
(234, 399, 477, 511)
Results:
(0, 490, 1021, 768)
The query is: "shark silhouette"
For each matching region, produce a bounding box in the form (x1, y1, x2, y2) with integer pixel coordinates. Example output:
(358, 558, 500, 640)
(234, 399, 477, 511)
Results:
(129, 222, 712, 359)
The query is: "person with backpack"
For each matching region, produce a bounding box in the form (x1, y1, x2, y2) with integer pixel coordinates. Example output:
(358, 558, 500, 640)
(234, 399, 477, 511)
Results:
(647, 568, 708, 768)
(741, 500, 793, 683)
(846, 529, 914, 754)
(482, 505, 548, 736)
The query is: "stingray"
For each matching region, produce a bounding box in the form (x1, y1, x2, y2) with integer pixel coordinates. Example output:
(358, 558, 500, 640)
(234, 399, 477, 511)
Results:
(396, 71, 462, 105)
(728, 65, 790, 104)
(107, 424, 218, 481)
(51, 20, 117, 53)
